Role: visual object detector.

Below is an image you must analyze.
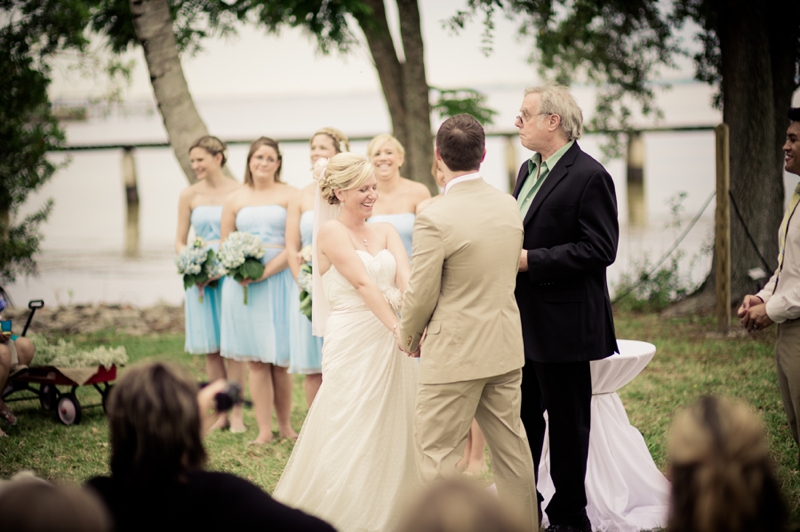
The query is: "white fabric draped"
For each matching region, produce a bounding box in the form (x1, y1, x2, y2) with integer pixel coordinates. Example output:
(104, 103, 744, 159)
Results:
(538, 340, 670, 532)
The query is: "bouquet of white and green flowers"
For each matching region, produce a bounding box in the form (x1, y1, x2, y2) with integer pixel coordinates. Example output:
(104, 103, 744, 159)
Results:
(175, 237, 226, 302)
(218, 232, 266, 305)
(297, 245, 313, 320)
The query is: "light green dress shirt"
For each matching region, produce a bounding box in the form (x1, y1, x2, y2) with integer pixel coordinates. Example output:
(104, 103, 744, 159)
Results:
(517, 140, 575, 218)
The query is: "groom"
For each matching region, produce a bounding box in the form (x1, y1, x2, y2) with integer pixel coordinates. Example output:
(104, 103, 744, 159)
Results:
(397, 114, 538, 531)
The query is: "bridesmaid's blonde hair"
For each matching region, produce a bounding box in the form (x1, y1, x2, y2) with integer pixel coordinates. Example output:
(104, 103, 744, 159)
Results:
(366, 134, 405, 160)
(318, 153, 374, 205)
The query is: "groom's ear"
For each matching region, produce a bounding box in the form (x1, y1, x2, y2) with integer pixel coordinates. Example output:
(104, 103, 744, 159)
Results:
(480, 148, 487, 163)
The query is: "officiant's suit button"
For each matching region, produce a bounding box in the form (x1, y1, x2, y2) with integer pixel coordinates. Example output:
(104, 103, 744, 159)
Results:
(406, 336, 412, 345)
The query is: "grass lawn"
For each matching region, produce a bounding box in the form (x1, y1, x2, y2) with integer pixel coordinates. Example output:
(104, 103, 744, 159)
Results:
(0, 310, 797, 527)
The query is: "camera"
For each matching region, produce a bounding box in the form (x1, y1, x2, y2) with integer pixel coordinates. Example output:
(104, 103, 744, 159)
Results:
(213, 381, 243, 413)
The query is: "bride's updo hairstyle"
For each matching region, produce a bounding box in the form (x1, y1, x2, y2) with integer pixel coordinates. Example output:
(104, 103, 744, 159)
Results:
(317, 153, 375, 205)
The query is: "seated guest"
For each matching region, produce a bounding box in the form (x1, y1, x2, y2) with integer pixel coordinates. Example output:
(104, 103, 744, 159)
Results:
(396, 477, 526, 532)
(667, 396, 787, 532)
(85, 361, 336, 532)
(0, 475, 110, 532)
(0, 288, 35, 437)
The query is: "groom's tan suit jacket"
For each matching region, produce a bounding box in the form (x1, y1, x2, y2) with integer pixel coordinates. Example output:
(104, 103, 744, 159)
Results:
(400, 176, 537, 531)
(401, 177, 525, 384)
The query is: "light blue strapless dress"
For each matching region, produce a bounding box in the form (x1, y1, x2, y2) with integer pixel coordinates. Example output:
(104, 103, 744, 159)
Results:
(184, 206, 223, 355)
(289, 211, 324, 374)
(220, 205, 295, 365)
(368, 213, 415, 260)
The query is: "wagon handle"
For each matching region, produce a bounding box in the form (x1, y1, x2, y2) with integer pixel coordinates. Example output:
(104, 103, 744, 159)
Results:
(21, 300, 44, 337)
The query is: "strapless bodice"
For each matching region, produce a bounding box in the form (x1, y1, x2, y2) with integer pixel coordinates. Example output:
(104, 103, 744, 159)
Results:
(300, 210, 314, 248)
(191, 205, 223, 242)
(323, 249, 399, 314)
(368, 213, 415, 259)
(236, 205, 287, 263)
(236, 205, 287, 245)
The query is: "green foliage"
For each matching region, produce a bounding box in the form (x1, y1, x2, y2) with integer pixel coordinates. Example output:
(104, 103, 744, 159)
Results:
(430, 87, 498, 125)
(0, 2, 81, 282)
(614, 254, 692, 312)
(28, 333, 128, 368)
(449, 0, 684, 158)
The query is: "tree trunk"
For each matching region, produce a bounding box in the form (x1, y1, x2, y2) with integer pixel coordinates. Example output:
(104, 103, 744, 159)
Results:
(130, 0, 231, 184)
(354, 0, 436, 193)
(670, 0, 796, 315)
(355, 0, 409, 155)
(396, 0, 435, 193)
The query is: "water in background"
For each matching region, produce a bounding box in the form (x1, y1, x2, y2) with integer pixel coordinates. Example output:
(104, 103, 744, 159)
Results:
(10, 85, 778, 307)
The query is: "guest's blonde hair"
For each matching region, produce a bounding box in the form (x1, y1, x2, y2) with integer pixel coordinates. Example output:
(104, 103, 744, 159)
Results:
(317, 153, 374, 205)
(367, 134, 406, 160)
(667, 396, 787, 532)
(311, 127, 350, 154)
(0, 480, 111, 531)
(396, 478, 527, 532)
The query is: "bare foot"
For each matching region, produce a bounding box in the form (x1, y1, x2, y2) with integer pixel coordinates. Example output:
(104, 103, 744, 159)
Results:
(279, 429, 298, 441)
(247, 435, 273, 446)
(230, 423, 248, 434)
(208, 415, 230, 432)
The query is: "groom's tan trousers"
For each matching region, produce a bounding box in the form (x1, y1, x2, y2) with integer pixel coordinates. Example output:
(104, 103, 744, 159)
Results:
(414, 368, 539, 531)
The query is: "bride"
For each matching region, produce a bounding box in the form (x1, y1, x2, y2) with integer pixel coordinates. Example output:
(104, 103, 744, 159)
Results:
(272, 153, 421, 532)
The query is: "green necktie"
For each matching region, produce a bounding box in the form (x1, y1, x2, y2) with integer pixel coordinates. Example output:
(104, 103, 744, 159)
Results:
(775, 182, 800, 284)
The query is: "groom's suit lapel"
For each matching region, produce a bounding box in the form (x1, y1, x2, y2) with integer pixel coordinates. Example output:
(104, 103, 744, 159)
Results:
(521, 141, 580, 227)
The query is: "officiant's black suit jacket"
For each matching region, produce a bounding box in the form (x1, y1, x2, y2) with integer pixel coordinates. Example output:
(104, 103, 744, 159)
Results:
(513, 141, 619, 362)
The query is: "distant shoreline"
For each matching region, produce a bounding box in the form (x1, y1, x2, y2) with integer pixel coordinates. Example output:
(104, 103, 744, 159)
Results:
(5, 303, 184, 336)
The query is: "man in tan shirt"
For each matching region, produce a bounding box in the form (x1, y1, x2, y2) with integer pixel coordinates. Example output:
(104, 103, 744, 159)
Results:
(739, 107, 800, 451)
(398, 114, 538, 531)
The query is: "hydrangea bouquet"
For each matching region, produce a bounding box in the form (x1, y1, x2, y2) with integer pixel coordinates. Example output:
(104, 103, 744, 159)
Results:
(218, 232, 266, 305)
(175, 237, 226, 302)
(297, 245, 313, 320)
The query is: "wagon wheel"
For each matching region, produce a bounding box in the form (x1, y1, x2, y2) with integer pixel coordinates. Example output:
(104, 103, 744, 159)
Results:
(101, 384, 113, 413)
(57, 393, 82, 425)
(39, 384, 57, 411)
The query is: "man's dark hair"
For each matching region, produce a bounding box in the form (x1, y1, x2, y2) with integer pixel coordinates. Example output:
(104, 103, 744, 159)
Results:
(436, 114, 485, 172)
(789, 108, 800, 122)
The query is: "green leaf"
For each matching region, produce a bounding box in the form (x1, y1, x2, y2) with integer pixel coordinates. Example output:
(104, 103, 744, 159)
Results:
(243, 258, 265, 280)
(183, 274, 196, 290)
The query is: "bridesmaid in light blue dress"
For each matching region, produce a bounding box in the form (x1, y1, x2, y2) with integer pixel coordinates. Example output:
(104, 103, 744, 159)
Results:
(366, 134, 431, 259)
(175, 136, 241, 430)
(220, 137, 299, 445)
(285, 127, 350, 407)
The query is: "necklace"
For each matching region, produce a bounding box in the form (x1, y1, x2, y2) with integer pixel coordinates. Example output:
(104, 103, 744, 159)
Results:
(363, 238, 368, 247)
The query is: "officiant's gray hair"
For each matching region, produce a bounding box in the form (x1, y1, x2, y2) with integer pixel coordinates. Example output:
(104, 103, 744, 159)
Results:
(319, 153, 375, 205)
(524, 85, 583, 141)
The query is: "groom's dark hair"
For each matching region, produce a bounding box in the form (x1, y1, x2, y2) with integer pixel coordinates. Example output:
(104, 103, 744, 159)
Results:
(436, 114, 485, 172)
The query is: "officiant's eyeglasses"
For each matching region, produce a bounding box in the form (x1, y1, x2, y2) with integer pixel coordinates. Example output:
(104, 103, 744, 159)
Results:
(515, 112, 553, 126)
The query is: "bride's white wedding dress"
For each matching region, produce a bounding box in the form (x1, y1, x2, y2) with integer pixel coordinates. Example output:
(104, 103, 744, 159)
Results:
(273, 249, 420, 532)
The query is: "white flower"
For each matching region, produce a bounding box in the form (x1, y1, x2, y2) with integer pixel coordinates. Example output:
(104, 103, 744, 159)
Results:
(300, 245, 313, 264)
(298, 268, 313, 294)
(218, 232, 266, 270)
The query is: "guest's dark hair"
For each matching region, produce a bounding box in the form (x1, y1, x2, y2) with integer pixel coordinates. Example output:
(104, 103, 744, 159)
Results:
(789, 108, 800, 122)
(189, 136, 227, 167)
(244, 136, 283, 185)
(666, 396, 787, 532)
(107, 361, 206, 487)
(436, 114, 485, 172)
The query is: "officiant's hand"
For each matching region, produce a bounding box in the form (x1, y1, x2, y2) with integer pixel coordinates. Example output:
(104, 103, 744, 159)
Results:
(518, 249, 528, 272)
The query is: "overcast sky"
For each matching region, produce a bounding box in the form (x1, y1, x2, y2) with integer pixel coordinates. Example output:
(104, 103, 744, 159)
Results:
(49, 1, 701, 102)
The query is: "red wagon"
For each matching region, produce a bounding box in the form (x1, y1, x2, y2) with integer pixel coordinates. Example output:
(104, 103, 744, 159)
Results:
(1, 300, 118, 425)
